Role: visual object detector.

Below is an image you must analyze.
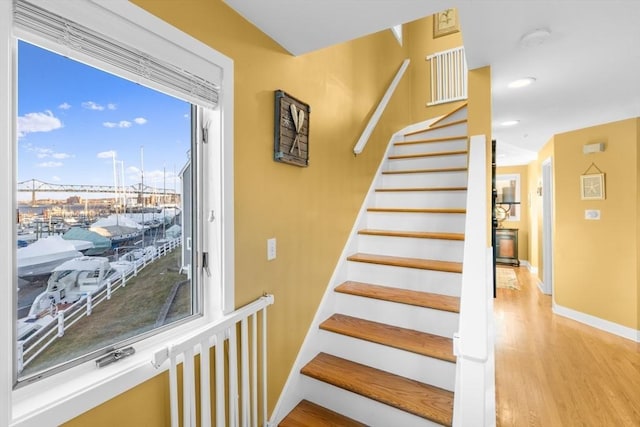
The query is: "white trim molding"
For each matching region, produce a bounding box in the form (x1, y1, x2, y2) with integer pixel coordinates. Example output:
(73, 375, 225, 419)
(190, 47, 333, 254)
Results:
(552, 302, 640, 343)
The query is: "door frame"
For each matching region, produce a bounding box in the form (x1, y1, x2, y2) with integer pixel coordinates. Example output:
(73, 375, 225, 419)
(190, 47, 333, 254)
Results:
(541, 158, 553, 295)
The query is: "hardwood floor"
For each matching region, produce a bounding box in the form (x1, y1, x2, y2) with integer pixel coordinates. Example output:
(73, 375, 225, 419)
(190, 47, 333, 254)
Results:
(495, 267, 640, 426)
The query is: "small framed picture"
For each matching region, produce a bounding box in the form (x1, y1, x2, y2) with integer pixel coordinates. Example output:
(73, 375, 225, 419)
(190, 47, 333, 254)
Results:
(580, 173, 605, 200)
(433, 8, 459, 38)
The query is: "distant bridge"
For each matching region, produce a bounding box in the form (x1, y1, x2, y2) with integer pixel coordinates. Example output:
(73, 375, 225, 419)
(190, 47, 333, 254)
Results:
(17, 179, 179, 205)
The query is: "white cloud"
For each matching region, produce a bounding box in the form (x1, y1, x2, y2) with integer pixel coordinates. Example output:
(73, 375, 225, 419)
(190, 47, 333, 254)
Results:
(17, 111, 63, 137)
(107, 103, 117, 110)
(134, 117, 147, 125)
(35, 147, 53, 158)
(97, 150, 117, 159)
(58, 102, 71, 110)
(82, 101, 105, 111)
(103, 121, 132, 128)
(37, 161, 63, 168)
(51, 176, 61, 182)
(52, 153, 72, 159)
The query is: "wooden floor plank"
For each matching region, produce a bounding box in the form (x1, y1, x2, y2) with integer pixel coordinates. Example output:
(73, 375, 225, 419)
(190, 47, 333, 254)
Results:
(496, 267, 640, 426)
(279, 399, 367, 427)
(358, 229, 464, 241)
(347, 252, 462, 273)
(320, 314, 455, 362)
(335, 281, 460, 313)
(301, 353, 454, 426)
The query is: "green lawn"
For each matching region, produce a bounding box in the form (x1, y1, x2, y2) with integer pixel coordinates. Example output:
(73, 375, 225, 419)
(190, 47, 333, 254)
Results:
(21, 249, 191, 377)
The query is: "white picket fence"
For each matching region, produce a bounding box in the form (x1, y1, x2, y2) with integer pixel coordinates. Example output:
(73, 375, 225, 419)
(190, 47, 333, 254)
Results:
(152, 294, 275, 427)
(17, 238, 182, 372)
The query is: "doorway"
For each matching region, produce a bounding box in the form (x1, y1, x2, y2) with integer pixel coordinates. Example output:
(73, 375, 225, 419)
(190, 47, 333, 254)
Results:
(541, 158, 553, 295)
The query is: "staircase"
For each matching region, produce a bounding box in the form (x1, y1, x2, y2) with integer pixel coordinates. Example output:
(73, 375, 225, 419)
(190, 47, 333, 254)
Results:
(275, 104, 469, 427)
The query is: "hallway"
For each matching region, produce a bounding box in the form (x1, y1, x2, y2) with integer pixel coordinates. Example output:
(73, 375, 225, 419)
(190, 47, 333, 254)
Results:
(494, 267, 640, 426)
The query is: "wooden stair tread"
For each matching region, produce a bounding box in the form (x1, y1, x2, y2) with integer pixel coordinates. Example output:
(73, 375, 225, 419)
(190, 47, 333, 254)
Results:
(279, 399, 366, 427)
(404, 118, 468, 137)
(320, 314, 456, 362)
(347, 253, 462, 273)
(382, 167, 467, 175)
(426, 103, 467, 127)
(394, 135, 467, 146)
(358, 229, 464, 241)
(335, 280, 460, 313)
(368, 207, 466, 214)
(388, 150, 467, 160)
(301, 353, 454, 426)
(375, 186, 466, 192)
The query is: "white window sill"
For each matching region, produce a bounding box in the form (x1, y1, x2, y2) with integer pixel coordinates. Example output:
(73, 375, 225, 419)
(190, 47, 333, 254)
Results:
(11, 312, 220, 426)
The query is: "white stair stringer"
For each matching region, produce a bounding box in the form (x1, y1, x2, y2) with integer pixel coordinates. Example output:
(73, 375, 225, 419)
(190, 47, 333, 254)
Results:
(269, 105, 469, 426)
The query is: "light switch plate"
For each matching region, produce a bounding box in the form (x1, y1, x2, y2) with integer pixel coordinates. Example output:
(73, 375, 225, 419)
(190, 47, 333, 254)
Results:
(585, 210, 600, 220)
(267, 238, 276, 260)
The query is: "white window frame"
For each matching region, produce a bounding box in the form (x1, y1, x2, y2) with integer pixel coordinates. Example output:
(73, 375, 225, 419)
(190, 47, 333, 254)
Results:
(0, 1, 235, 425)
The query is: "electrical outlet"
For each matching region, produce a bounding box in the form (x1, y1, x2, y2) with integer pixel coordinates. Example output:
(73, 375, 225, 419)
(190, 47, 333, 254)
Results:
(267, 238, 276, 260)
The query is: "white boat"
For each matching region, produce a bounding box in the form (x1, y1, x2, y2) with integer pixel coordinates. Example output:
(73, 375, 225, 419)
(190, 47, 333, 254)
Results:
(25, 256, 118, 320)
(17, 235, 84, 278)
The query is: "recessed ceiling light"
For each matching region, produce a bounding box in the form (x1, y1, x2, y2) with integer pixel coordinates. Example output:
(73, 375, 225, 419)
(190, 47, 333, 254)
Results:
(501, 120, 520, 127)
(520, 28, 551, 47)
(508, 77, 536, 88)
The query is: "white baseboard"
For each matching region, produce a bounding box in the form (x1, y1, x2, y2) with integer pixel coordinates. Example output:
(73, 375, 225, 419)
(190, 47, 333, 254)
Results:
(552, 302, 640, 343)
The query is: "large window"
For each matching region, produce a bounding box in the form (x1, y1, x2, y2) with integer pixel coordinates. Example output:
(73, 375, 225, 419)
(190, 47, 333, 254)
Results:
(1, 1, 234, 425)
(16, 39, 197, 381)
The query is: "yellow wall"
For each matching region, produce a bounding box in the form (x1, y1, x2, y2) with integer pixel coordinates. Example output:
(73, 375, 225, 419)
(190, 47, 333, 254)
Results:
(496, 165, 529, 262)
(405, 15, 465, 123)
(64, 2, 482, 426)
(553, 118, 639, 330)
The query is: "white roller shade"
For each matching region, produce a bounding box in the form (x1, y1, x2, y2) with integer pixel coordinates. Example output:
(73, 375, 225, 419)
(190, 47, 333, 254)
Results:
(13, 0, 219, 108)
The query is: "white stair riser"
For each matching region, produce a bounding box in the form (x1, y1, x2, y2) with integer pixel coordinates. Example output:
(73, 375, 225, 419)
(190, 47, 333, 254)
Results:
(375, 191, 467, 209)
(333, 292, 459, 338)
(403, 123, 468, 143)
(357, 234, 464, 262)
(387, 153, 467, 170)
(301, 376, 444, 427)
(316, 330, 456, 391)
(381, 170, 468, 188)
(347, 262, 462, 297)
(366, 211, 466, 233)
(393, 138, 467, 156)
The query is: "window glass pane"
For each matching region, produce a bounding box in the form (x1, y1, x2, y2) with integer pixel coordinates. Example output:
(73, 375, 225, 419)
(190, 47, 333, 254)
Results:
(16, 40, 196, 381)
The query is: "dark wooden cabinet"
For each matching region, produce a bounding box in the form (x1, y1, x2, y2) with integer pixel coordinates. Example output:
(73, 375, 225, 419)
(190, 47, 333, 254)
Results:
(496, 228, 519, 266)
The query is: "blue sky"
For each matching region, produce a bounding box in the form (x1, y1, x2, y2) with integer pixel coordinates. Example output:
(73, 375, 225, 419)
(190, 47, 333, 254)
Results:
(17, 40, 191, 201)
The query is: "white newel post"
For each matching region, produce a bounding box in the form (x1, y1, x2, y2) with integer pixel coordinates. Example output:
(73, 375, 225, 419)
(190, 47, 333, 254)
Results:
(57, 312, 65, 337)
(86, 294, 93, 316)
(107, 281, 112, 300)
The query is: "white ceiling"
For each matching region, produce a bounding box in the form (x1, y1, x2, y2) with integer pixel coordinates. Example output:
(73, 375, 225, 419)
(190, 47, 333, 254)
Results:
(224, 0, 640, 166)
